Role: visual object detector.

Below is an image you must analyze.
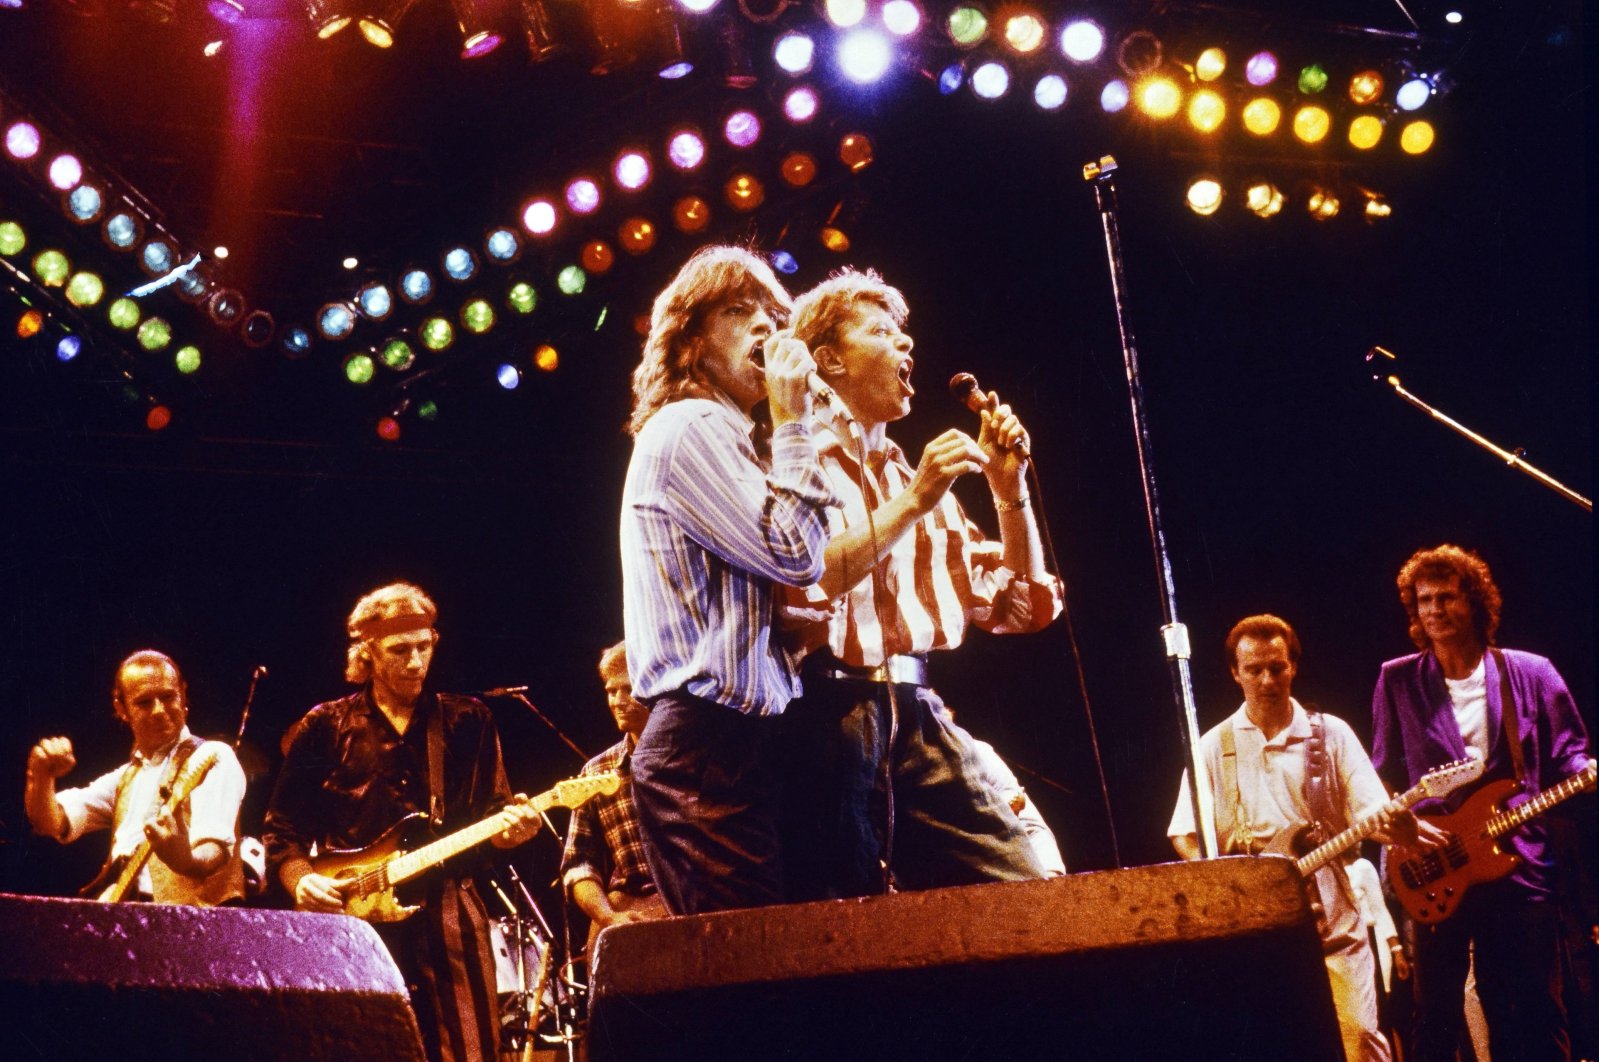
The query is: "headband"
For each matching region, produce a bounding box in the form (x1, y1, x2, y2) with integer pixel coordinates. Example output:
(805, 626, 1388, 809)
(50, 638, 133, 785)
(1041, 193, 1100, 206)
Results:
(354, 611, 435, 642)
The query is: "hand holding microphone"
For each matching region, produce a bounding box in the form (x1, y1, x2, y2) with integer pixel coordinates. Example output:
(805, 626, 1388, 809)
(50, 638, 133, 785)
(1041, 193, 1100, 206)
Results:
(949, 372, 1030, 460)
(757, 332, 856, 429)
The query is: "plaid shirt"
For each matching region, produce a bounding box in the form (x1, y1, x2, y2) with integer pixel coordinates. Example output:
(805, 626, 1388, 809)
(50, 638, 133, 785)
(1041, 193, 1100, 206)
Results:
(559, 738, 654, 899)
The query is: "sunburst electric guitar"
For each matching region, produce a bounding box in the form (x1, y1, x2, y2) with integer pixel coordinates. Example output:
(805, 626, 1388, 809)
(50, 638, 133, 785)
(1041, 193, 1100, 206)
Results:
(83, 742, 225, 903)
(1389, 760, 1596, 924)
(311, 772, 622, 922)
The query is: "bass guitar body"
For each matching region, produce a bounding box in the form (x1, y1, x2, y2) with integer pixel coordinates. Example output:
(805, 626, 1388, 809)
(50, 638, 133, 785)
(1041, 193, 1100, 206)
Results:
(1388, 779, 1521, 925)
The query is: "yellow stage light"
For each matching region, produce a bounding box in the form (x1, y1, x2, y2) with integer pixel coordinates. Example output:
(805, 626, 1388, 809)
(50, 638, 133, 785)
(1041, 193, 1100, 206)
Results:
(1187, 90, 1225, 133)
(1137, 78, 1181, 120)
(1245, 182, 1284, 218)
(1186, 179, 1223, 216)
(1348, 115, 1384, 150)
(1242, 98, 1281, 136)
(1307, 189, 1340, 220)
(1292, 105, 1331, 143)
(1400, 120, 1435, 155)
(1194, 47, 1226, 82)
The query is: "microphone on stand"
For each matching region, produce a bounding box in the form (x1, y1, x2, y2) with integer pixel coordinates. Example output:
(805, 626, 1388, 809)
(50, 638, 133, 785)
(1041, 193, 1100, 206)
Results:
(475, 685, 531, 698)
(948, 372, 1030, 459)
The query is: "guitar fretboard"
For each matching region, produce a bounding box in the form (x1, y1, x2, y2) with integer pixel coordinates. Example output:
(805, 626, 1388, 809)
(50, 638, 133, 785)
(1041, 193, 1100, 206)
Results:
(385, 790, 560, 889)
(1296, 788, 1421, 877)
(1486, 764, 1597, 838)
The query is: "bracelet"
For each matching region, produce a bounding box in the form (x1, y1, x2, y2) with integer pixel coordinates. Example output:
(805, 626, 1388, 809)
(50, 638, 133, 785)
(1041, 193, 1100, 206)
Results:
(994, 494, 1031, 512)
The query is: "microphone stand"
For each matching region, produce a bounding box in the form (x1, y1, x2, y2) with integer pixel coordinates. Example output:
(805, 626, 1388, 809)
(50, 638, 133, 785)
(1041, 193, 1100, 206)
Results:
(505, 692, 591, 764)
(1369, 349, 1591, 512)
(1084, 156, 1217, 858)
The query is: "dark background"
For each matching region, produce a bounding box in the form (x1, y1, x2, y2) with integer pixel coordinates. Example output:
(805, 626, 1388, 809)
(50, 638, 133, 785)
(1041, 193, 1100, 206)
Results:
(0, 0, 1589, 988)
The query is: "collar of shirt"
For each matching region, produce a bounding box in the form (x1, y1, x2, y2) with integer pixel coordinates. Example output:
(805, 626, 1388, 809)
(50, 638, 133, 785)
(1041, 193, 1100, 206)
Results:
(131, 726, 194, 767)
(1231, 699, 1311, 748)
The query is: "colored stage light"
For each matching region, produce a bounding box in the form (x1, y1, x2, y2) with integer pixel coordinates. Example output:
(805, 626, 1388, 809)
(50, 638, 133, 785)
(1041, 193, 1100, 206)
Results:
(48, 154, 82, 190)
(240, 310, 276, 348)
(557, 265, 587, 295)
(304, 0, 352, 37)
(1136, 78, 1181, 119)
(318, 302, 356, 339)
(462, 298, 496, 333)
(66, 272, 104, 307)
(507, 281, 538, 313)
(1348, 71, 1383, 104)
(937, 63, 964, 94)
(444, 247, 478, 281)
(1307, 189, 1340, 219)
(485, 227, 520, 262)
(420, 316, 454, 350)
(838, 29, 892, 84)
(1364, 195, 1392, 220)
(0, 221, 23, 256)
(33, 249, 70, 287)
(1185, 179, 1222, 216)
(781, 151, 818, 187)
(784, 86, 819, 122)
(1242, 97, 1281, 135)
(141, 240, 174, 275)
(68, 184, 104, 222)
(208, 289, 246, 326)
(146, 405, 172, 433)
(1060, 20, 1103, 62)
(1298, 64, 1328, 94)
(947, 5, 986, 46)
(1400, 120, 1435, 154)
(1002, 12, 1045, 54)
(725, 173, 765, 211)
(565, 178, 601, 215)
(496, 363, 521, 390)
(175, 345, 202, 374)
(17, 309, 43, 339)
(820, 226, 850, 253)
(5, 121, 41, 160)
(108, 298, 140, 330)
(1034, 75, 1068, 110)
(882, 0, 919, 36)
(1348, 115, 1383, 149)
(1194, 47, 1225, 81)
(105, 212, 140, 250)
(581, 240, 615, 273)
(522, 198, 558, 235)
(668, 129, 707, 170)
(416, 399, 439, 420)
(838, 133, 873, 171)
(673, 195, 711, 232)
(534, 345, 558, 371)
(1100, 80, 1130, 113)
(401, 269, 434, 303)
(614, 151, 651, 191)
(1396, 78, 1431, 111)
(724, 110, 761, 148)
(281, 327, 313, 358)
(1244, 51, 1278, 86)
(1244, 183, 1283, 219)
(618, 218, 655, 254)
(208, 0, 245, 22)
(971, 62, 1010, 100)
(449, 0, 503, 57)
(137, 317, 172, 352)
(1187, 90, 1225, 133)
(770, 250, 799, 275)
(57, 335, 83, 362)
(376, 416, 402, 442)
(176, 270, 208, 302)
(1293, 105, 1331, 143)
(774, 32, 815, 74)
(824, 0, 864, 29)
(344, 352, 376, 385)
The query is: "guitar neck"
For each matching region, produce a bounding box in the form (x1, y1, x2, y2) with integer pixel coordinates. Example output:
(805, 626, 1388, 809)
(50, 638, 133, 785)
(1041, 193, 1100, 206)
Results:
(1485, 764, 1597, 839)
(386, 790, 554, 889)
(1296, 786, 1423, 877)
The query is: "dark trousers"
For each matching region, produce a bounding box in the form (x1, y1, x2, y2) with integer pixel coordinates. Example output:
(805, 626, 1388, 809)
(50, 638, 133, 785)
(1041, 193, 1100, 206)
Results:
(374, 877, 500, 1062)
(778, 675, 1043, 901)
(1411, 883, 1569, 1062)
(630, 689, 785, 915)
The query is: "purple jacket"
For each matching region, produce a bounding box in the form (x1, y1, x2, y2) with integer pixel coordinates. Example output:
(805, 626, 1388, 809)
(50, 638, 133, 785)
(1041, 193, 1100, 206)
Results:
(1371, 647, 1591, 899)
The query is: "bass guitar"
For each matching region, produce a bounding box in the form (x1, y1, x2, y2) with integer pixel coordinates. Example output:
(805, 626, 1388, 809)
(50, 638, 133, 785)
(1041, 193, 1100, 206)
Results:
(312, 772, 621, 922)
(83, 742, 224, 903)
(1389, 761, 1596, 924)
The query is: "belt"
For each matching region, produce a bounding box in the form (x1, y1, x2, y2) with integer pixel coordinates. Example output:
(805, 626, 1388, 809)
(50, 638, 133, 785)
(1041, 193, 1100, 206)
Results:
(814, 654, 929, 687)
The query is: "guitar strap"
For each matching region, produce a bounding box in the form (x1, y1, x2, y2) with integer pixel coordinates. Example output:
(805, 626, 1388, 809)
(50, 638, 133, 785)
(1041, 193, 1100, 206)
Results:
(1302, 705, 1344, 847)
(1216, 720, 1244, 852)
(426, 696, 446, 829)
(86, 734, 205, 898)
(1489, 648, 1528, 786)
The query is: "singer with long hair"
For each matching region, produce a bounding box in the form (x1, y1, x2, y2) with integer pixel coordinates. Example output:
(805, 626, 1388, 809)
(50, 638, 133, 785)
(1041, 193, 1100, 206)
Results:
(776, 267, 1063, 900)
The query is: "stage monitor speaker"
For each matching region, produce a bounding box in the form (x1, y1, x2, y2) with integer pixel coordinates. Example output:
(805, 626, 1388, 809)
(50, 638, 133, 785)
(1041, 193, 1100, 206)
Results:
(588, 856, 1343, 1061)
(0, 892, 424, 1061)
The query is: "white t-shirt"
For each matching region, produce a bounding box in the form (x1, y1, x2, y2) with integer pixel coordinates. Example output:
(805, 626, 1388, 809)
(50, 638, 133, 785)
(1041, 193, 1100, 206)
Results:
(1445, 658, 1490, 764)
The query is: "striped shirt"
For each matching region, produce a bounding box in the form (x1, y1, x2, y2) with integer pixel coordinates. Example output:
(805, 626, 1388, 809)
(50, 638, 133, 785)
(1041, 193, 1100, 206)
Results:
(559, 738, 653, 898)
(621, 394, 834, 717)
(782, 423, 1063, 668)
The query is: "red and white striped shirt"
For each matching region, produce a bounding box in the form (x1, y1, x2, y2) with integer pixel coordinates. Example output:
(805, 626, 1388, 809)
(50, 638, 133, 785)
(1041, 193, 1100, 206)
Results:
(780, 423, 1063, 668)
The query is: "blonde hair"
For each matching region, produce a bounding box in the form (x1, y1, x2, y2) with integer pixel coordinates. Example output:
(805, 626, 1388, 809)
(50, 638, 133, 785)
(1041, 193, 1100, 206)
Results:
(597, 640, 628, 681)
(627, 245, 791, 436)
(791, 267, 907, 353)
(345, 582, 438, 684)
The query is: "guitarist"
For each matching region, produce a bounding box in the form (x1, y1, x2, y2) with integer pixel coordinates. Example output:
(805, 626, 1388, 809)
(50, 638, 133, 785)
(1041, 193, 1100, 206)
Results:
(263, 582, 542, 1062)
(1372, 545, 1593, 1062)
(1170, 615, 1415, 1062)
(23, 650, 247, 906)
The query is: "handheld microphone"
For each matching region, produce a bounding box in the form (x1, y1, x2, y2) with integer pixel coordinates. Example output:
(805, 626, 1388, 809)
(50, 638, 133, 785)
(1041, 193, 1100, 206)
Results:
(948, 372, 1029, 458)
(753, 338, 856, 425)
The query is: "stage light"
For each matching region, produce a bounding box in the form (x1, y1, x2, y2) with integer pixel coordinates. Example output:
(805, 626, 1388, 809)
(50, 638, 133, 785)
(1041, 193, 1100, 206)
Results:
(838, 29, 892, 84)
(417, 399, 439, 421)
(174, 345, 202, 374)
(522, 198, 558, 234)
(303, 0, 352, 38)
(145, 405, 172, 433)
(770, 250, 799, 274)
(1244, 51, 1278, 86)
(820, 226, 850, 252)
(667, 129, 706, 170)
(1364, 195, 1392, 220)
(1002, 12, 1045, 54)
(357, 281, 393, 319)
(376, 416, 402, 442)
(780, 151, 818, 187)
(1348, 114, 1383, 149)
(619, 217, 655, 254)
(104, 212, 140, 250)
(176, 270, 208, 302)
(240, 310, 275, 347)
(442, 247, 477, 281)
(67, 184, 103, 223)
(1117, 31, 1162, 77)
(401, 268, 434, 303)
(938, 63, 964, 95)
(141, 240, 175, 276)
(137, 317, 172, 352)
(580, 241, 615, 274)
(1136, 78, 1181, 119)
(725, 173, 765, 211)
(281, 327, 313, 358)
(774, 32, 815, 74)
(33, 249, 70, 287)
(882, 0, 919, 36)
(534, 344, 559, 371)
(214, 247, 229, 259)
(724, 111, 761, 148)
(1034, 75, 1067, 110)
(47, 154, 82, 191)
(381, 338, 416, 370)
(516, 0, 563, 61)
(971, 62, 1010, 100)
(1187, 89, 1225, 132)
(317, 302, 356, 340)
(1194, 47, 1225, 81)
(824, 0, 865, 29)
(208, 289, 246, 326)
(57, 335, 83, 362)
(461, 298, 496, 333)
(784, 86, 819, 123)
(420, 316, 454, 350)
(1349, 71, 1383, 105)
(947, 5, 986, 46)
(1298, 64, 1328, 94)
(485, 227, 520, 262)
(66, 271, 104, 307)
(17, 309, 43, 339)
(358, 0, 420, 47)
(343, 256, 359, 270)
(508, 279, 538, 312)
(1400, 120, 1435, 154)
(6, 121, 41, 160)
(1307, 189, 1340, 220)
(557, 265, 586, 295)
(203, 40, 225, 58)
(494, 363, 521, 390)
(676, 0, 718, 11)
(1185, 179, 1222, 216)
(108, 298, 141, 330)
(1396, 78, 1431, 111)
(838, 133, 873, 171)
(1242, 97, 1281, 135)
(673, 195, 711, 232)
(613, 151, 651, 191)
(1059, 19, 1103, 62)
(343, 352, 376, 385)
(447, 0, 503, 57)
(652, 16, 692, 78)
(1100, 80, 1130, 113)
(565, 178, 601, 215)
(1445, 10, 1462, 24)
(1293, 105, 1331, 143)
(0, 221, 23, 256)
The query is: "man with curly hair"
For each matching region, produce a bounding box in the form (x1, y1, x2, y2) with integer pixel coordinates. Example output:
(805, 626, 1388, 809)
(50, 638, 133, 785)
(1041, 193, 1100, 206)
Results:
(1372, 544, 1593, 1062)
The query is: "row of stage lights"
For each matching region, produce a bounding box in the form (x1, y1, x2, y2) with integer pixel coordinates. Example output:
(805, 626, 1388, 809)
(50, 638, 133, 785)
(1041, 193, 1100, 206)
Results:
(1182, 177, 1393, 222)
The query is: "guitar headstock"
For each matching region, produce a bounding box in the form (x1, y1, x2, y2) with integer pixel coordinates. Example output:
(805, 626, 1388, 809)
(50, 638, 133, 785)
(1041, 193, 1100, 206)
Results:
(1418, 755, 1486, 799)
(547, 771, 623, 809)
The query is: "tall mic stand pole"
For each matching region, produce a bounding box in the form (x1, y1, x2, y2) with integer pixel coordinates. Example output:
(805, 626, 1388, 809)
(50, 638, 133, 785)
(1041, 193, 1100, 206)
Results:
(1084, 156, 1217, 858)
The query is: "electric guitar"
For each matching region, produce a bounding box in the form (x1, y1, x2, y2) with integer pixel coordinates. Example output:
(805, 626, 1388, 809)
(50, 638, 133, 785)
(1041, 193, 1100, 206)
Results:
(1268, 757, 1484, 876)
(1389, 761, 1597, 924)
(311, 772, 622, 922)
(83, 742, 224, 903)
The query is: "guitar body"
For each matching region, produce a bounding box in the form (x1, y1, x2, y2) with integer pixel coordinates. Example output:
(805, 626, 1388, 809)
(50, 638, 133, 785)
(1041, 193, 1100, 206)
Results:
(312, 815, 426, 923)
(1388, 779, 1521, 925)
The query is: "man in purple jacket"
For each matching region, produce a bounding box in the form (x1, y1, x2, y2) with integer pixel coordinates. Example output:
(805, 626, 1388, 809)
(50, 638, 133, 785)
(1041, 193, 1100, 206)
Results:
(1371, 544, 1593, 1062)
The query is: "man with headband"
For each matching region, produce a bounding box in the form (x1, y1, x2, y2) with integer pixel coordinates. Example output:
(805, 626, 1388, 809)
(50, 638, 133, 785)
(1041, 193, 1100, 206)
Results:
(263, 582, 541, 1062)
